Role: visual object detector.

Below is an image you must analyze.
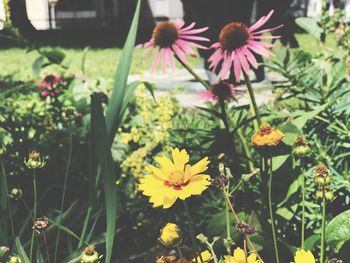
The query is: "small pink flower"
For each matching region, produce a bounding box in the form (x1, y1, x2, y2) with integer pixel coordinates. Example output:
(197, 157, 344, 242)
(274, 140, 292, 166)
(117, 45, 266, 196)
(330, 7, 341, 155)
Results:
(200, 81, 244, 103)
(208, 10, 282, 81)
(137, 20, 209, 72)
(38, 75, 65, 98)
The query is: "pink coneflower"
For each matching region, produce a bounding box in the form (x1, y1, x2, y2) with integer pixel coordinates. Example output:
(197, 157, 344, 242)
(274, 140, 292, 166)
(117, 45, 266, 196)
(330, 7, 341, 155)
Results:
(200, 81, 244, 102)
(137, 20, 209, 72)
(208, 10, 282, 81)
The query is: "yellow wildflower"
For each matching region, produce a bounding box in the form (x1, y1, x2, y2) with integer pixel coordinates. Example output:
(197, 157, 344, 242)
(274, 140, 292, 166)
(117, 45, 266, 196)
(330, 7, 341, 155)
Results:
(251, 123, 284, 148)
(292, 249, 315, 263)
(158, 223, 182, 246)
(193, 250, 212, 262)
(224, 247, 260, 263)
(139, 148, 210, 208)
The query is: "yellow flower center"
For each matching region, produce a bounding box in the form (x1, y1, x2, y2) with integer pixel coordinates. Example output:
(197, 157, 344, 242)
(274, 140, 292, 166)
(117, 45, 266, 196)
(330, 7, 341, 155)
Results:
(168, 171, 185, 186)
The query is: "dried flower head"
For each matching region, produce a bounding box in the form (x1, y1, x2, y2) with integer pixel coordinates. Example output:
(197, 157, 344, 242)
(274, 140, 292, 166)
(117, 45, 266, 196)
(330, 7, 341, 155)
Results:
(328, 258, 344, 263)
(200, 81, 244, 103)
(251, 123, 285, 148)
(24, 151, 46, 169)
(81, 246, 102, 263)
(9, 187, 22, 200)
(211, 176, 229, 189)
(63, 107, 80, 122)
(32, 217, 49, 234)
(236, 221, 257, 235)
(158, 223, 182, 247)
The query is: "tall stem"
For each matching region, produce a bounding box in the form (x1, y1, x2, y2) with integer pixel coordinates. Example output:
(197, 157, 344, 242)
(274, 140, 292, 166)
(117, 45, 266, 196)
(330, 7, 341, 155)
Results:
(177, 246, 184, 263)
(243, 72, 261, 130)
(0, 159, 15, 239)
(301, 164, 305, 249)
(225, 181, 232, 254)
(268, 157, 280, 263)
(30, 169, 37, 262)
(183, 200, 203, 263)
(219, 97, 236, 157)
(237, 128, 254, 172)
(173, 54, 210, 89)
(54, 124, 73, 263)
(320, 196, 326, 263)
(244, 236, 248, 263)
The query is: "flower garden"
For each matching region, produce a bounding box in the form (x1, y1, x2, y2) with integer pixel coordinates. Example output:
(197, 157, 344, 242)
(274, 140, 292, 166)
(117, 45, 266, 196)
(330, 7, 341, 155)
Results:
(1, 1, 350, 263)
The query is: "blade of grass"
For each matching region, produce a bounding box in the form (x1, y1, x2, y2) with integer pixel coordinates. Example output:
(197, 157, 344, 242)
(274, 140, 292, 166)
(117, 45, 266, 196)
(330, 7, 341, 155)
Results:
(15, 237, 30, 263)
(78, 206, 93, 249)
(105, 0, 141, 143)
(91, 94, 119, 262)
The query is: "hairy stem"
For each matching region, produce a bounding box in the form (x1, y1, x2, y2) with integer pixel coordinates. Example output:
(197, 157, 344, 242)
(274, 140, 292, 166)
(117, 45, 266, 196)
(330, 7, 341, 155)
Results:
(301, 164, 305, 249)
(243, 72, 261, 130)
(183, 200, 203, 263)
(320, 196, 326, 263)
(54, 124, 73, 263)
(268, 157, 280, 263)
(30, 169, 37, 262)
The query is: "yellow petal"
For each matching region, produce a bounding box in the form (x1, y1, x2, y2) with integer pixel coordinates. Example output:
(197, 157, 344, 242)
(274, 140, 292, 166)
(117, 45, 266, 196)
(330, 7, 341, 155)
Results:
(190, 157, 210, 176)
(147, 164, 167, 180)
(163, 196, 177, 208)
(247, 253, 259, 263)
(233, 247, 245, 261)
(154, 155, 176, 174)
(172, 148, 189, 171)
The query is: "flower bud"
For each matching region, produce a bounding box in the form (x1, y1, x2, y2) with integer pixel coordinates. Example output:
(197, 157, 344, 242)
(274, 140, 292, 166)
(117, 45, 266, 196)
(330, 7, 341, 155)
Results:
(24, 151, 46, 169)
(9, 188, 22, 200)
(293, 136, 311, 158)
(81, 246, 102, 263)
(324, 191, 334, 201)
(63, 107, 80, 122)
(6, 255, 22, 263)
(158, 223, 182, 247)
(0, 246, 9, 258)
(315, 190, 324, 200)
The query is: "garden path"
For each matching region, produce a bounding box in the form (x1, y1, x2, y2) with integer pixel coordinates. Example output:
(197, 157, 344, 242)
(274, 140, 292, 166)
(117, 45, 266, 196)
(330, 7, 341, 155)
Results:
(128, 67, 282, 108)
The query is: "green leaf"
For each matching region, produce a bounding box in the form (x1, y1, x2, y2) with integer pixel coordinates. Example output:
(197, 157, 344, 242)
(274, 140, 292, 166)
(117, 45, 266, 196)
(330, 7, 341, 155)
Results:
(326, 209, 350, 252)
(91, 94, 119, 262)
(105, 0, 142, 143)
(15, 237, 30, 263)
(291, 104, 328, 130)
(276, 207, 294, 221)
(41, 49, 66, 64)
(278, 174, 302, 207)
(295, 17, 323, 41)
(48, 218, 87, 245)
(304, 234, 320, 251)
(32, 56, 44, 78)
(279, 122, 301, 146)
(272, 155, 290, 171)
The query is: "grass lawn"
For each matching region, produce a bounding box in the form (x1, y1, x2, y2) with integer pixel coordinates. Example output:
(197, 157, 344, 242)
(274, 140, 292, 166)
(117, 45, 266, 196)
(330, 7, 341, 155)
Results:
(0, 33, 334, 81)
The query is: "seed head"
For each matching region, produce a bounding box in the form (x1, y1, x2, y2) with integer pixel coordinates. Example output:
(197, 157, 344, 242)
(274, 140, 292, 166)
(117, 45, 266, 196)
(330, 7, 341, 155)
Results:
(24, 151, 46, 169)
(33, 217, 49, 234)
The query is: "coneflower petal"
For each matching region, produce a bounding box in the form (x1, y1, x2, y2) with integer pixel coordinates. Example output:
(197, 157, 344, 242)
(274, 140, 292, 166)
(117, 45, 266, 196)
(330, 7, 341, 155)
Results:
(172, 44, 189, 64)
(233, 56, 242, 81)
(179, 35, 210, 42)
(252, 24, 283, 35)
(249, 10, 274, 32)
(180, 27, 209, 35)
(241, 47, 258, 69)
(151, 49, 161, 72)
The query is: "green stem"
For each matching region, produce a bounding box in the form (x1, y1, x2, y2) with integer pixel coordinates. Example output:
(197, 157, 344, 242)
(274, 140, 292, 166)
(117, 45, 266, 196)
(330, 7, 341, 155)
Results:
(177, 246, 184, 263)
(225, 182, 232, 254)
(320, 196, 326, 263)
(301, 165, 305, 249)
(54, 124, 73, 263)
(268, 157, 280, 263)
(183, 200, 203, 263)
(30, 169, 37, 262)
(219, 97, 236, 157)
(173, 54, 210, 90)
(0, 159, 15, 239)
(244, 236, 248, 263)
(243, 72, 261, 130)
(237, 128, 254, 172)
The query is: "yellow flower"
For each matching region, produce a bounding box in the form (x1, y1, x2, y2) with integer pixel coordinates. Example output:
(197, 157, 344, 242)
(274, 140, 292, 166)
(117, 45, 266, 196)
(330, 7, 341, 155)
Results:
(292, 249, 315, 263)
(159, 223, 182, 246)
(224, 247, 260, 263)
(156, 255, 177, 263)
(139, 148, 210, 208)
(251, 123, 285, 148)
(193, 250, 212, 262)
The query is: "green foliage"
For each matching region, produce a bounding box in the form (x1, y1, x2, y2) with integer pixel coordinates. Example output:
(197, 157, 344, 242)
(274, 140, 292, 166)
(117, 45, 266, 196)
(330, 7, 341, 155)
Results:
(326, 210, 350, 252)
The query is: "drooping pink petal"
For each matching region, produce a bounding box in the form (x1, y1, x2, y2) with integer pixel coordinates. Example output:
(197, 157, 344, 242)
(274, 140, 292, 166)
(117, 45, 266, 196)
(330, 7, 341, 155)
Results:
(199, 90, 216, 102)
(233, 57, 242, 81)
(176, 39, 197, 56)
(252, 35, 281, 40)
(236, 49, 250, 75)
(172, 44, 189, 64)
(161, 49, 168, 73)
(249, 10, 274, 32)
(210, 42, 222, 49)
(151, 49, 161, 72)
(241, 46, 258, 69)
(220, 52, 233, 78)
(247, 43, 271, 57)
(249, 40, 274, 48)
